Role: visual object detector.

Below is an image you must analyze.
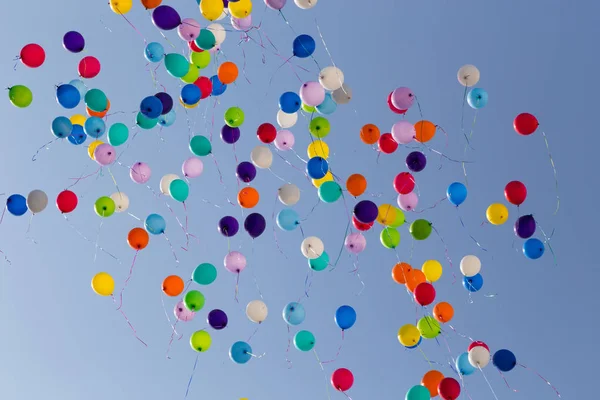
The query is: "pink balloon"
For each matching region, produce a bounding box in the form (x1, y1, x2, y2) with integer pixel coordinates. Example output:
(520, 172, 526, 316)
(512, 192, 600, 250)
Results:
(265, 0, 286, 10)
(391, 87, 415, 110)
(231, 15, 252, 31)
(208, 45, 221, 54)
(300, 81, 325, 107)
(130, 161, 152, 184)
(397, 192, 418, 212)
(224, 251, 247, 273)
(345, 232, 366, 254)
(391, 121, 416, 144)
(178, 18, 201, 41)
(274, 130, 295, 151)
(182, 157, 204, 178)
(174, 301, 196, 321)
(94, 143, 116, 166)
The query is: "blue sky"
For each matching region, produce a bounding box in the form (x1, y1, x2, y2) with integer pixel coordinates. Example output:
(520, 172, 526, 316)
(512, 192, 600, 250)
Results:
(1, 0, 596, 399)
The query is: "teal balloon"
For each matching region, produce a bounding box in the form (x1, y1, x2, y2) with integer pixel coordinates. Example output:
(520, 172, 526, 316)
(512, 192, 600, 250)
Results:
(108, 123, 129, 146)
(410, 219, 432, 240)
(164, 53, 190, 78)
(136, 112, 158, 129)
(84, 116, 106, 138)
(84, 88, 107, 112)
(192, 263, 217, 285)
(405, 385, 431, 400)
(51, 116, 73, 139)
(294, 330, 316, 352)
(169, 179, 189, 202)
(189, 135, 212, 156)
(318, 181, 342, 203)
(308, 251, 329, 271)
(276, 208, 299, 231)
(195, 29, 216, 50)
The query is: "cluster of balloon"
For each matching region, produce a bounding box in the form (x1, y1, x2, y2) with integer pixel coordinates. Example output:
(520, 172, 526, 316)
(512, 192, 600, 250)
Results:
(406, 370, 460, 400)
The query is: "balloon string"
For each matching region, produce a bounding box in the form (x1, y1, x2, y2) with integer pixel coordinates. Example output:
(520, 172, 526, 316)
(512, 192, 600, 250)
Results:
(184, 355, 199, 399)
(313, 350, 333, 400)
(498, 370, 519, 393)
(285, 325, 293, 369)
(249, 241, 264, 300)
(273, 148, 311, 181)
(430, 225, 457, 284)
(234, 273, 240, 304)
(413, 196, 447, 214)
(300, 198, 321, 222)
(413, 94, 425, 120)
(320, 330, 345, 365)
(291, 148, 308, 164)
(418, 347, 433, 368)
(31, 137, 59, 161)
(210, 154, 236, 207)
(350, 256, 365, 296)
(268, 167, 291, 184)
(330, 219, 351, 270)
(456, 208, 489, 253)
(163, 233, 179, 265)
(0, 249, 11, 265)
(117, 9, 147, 44)
(460, 85, 469, 139)
(116, 251, 139, 311)
(247, 351, 266, 359)
(518, 363, 561, 398)
(161, 294, 183, 359)
(62, 214, 120, 263)
(271, 194, 288, 259)
(106, 167, 121, 195)
(239, 45, 252, 84)
(247, 325, 260, 343)
(0, 206, 6, 225)
(93, 219, 104, 263)
(541, 131, 560, 215)
(446, 325, 475, 343)
(536, 222, 558, 266)
(478, 366, 500, 400)
(110, 294, 147, 347)
(66, 166, 102, 189)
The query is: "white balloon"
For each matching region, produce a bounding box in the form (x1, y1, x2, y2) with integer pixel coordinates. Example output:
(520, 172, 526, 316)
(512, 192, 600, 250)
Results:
(468, 346, 491, 368)
(110, 192, 130, 213)
(457, 65, 480, 87)
(278, 183, 300, 206)
(207, 23, 226, 46)
(246, 300, 268, 323)
(26, 189, 48, 214)
(460, 255, 481, 277)
(160, 174, 180, 195)
(251, 145, 273, 169)
(301, 236, 324, 259)
(332, 83, 352, 105)
(277, 110, 298, 129)
(294, 0, 318, 9)
(319, 66, 344, 91)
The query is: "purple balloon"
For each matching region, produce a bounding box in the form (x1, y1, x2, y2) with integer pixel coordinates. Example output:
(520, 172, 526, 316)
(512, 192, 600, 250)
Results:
(236, 161, 256, 183)
(152, 5, 182, 31)
(182, 157, 204, 178)
(221, 125, 241, 144)
(299, 81, 325, 107)
(155, 92, 173, 115)
(178, 18, 201, 41)
(218, 216, 239, 237)
(514, 215, 536, 239)
(406, 151, 427, 172)
(244, 213, 266, 238)
(224, 251, 246, 273)
(353, 200, 378, 224)
(345, 232, 367, 254)
(223, 0, 229, 6)
(207, 309, 228, 330)
(174, 300, 195, 321)
(391, 87, 415, 110)
(94, 144, 116, 166)
(63, 31, 85, 53)
(397, 192, 418, 212)
(265, 0, 286, 10)
(231, 15, 252, 31)
(130, 162, 152, 184)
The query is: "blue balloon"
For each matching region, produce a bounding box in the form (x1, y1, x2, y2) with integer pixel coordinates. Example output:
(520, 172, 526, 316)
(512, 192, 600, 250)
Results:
(144, 213, 166, 235)
(456, 352, 476, 375)
(158, 109, 176, 127)
(181, 84, 201, 105)
(306, 156, 329, 179)
(467, 88, 488, 109)
(463, 273, 483, 292)
(523, 238, 544, 259)
(51, 116, 73, 139)
(279, 91, 301, 113)
(229, 341, 252, 364)
(276, 209, 299, 231)
(493, 349, 517, 372)
(69, 79, 87, 97)
(405, 337, 422, 349)
(68, 124, 87, 145)
(6, 194, 28, 216)
(292, 34, 315, 58)
(84, 117, 106, 138)
(140, 96, 163, 119)
(335, 305, 356, 330)
(282, 302, 305, 326)
(446, 182, 468, 206)
(210, 75, 227, 96)
(316, 93, 337, 115)
(145, 42, 165, 63)
(56, 84, 81, 109)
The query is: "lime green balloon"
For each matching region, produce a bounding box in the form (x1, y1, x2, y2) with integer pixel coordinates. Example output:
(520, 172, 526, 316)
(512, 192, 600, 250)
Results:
(294, 330, 316, 352)
(184, 290, 205, 312)
(388, 208, 405, 228)
(190, 330, 212, 352)
(181, 64, 200, 83)
(195, 29, 216, 50)
(318, 181, 342, 203)
(410, 219, 432, 240)
(164, 53, 190, 78)
(84, 88, 107, 112)
(108, 123, 129, 146)
(308, 251, 329, 271)
(94, 196, 116, 217)
(224, 106, 245, 128)
(169, 179, 189, 202)
(136, 112, 158, 129)
(192, 263, 217, 285)
(417, 316, 441, 339)
(191, 51, 210, 69)
(302, 103, 315, 113)
(309, 116, 331, 138)
(189, 135, 212, 156)
(8, 85, 33, 108)
(380, 227, 400, 249)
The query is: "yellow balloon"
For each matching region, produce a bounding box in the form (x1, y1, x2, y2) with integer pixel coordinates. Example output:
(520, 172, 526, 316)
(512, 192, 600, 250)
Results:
(91, 272, 115, 296)
(201, 0, 225, 21)
(70, 114, 86, 126)
(312, 171, 334, 188)
(398, 324, 421, 347)
(422, 260, 442, 282)
(110, 0, 132, 14)
(486, 203, 509, 225)
(228, 0, 252, 18)
(88, 140, 103, 160)
(307, 140, 330, 159)
(377, 204, 397, 226)
(179, 98, 199, 109)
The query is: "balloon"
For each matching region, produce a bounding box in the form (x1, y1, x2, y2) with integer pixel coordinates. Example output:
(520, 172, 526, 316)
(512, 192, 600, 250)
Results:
(265, 0, 286, 10)
(433, 302, 454, 324)
(380, 227, 400, 249)
(523, 238, 545, 259)
(468, 346, 491, 368)
(422, 260, 442, 282)
(309, 116, 331, 138)
(292, 34, 315, 58)
(406, 385, 431, 400)
(352, 200, 377, 224)
(218, 126, 240, 145)
(181, 84, 201, 105)
(85, 117, 107, 139)
(346, 174, 367, 197)
(63, 31, 85, 53)
(316, 93, 337, 115)
(306, 141, 329, 160)
(394, 172, 415, 195)
(468, 341, 489, 352)
(318, 181, 342, 203)
(312, 172, 334, 188)
(406, 269, 426, 292)
(56, 84, 81, 109)
(398, 324, 421, 347)
(87, 140, 102, 160)
(158, 111, 177, 128)
(301, 236, 324, 259)
(257, 123, 277, 144)
(242, 213, 265, 238)
(70, 114, 86, 126)
(218, 216, 240, 237)
(335, 305, 356, 330)
(438, 377, 460, 400)
(152, 5, 181, 30)
(228, 0, 252, 18)
(392, 262, 413, 284)
(504, 180, 527, 206)
(398, 192, 418, 213)
(94, 196, 116, 217)
(207, 309, 228, 330)
(410, 219, 432, 240)
(162, 275, 184, 297)
(300, 81, 325, 107)
(68, 124, 87, 145)
(493, 349, 517, 372)
(277, 209, 300, 231)
(317, 66, 345, 91)
(6, 195, 27, 216)
(460, 255, 481, 277)
(352, 216, 373, 231)
(56, 190, 78, 213)
(283, 302, 305, 325)
(192, 263, 217, 285)
(392, 120, 416, 144)
(145, 42, 165, 62)
(406, 151, 427, 172)
(20, 43, 46, 67)
(229, 341, 252, 364)
(164, 53, 189, 78)
(418, 316, 441, 339)
(413, 281, 436, 306)
(195, 29, 216, 50)
(307, 157, 329, 179)
(359, 124, 380, 145)
(178, 18, 200, 41)
(110, 192, 129, 213)
(182, 64, 200, 84)
(224, 251, 247, 273)
(294, 330, 315, 351)
(277, 110, 298, 128)
(251, 145, 273, 169)
(201, 0, 225, 20)
(110, 0, 133, 14)
(190, 330, 211, 352)
(414, 120, 436, 143)
(78, 56, 101, 78)
(169, 179, 189, 202)
(236, 161, 257, 183)
(84, 88, 107, 112)
(184, 290, 206, 312)
(387, 92, 407, 114)
(391, 87, 415, 110)
(225, 106, 245, 127)
(87, 99, 110, 118)
(26, 190, 48, 214)
(209, 75, 227, 96)
(91, 272, 115, 296)
(332, 84, 352, 104)
(246, 300, 268, 323)
(331, 368, 353, 392)
(159, 174, 179, 195)
(376, 204, 396, 226)
(462, 273, 483, 292)
(515, 215, 536, 239)
(294, 0, 317, 9)
(190, 135, 212, 156)
(457, 65, 480, 87)
(175, 301, 196, 321)
(345, 232, 366, 254)
(456, 352, 476, 376)
(69, 79, 87, 98)
(8, 85, 33, 108)
(231, 14, 252, 31)
(446, 182, 467, 207)
(145, 213, 166, 235)
(194, 76, 213, 99)
(309, 251, 329, 271)
(467, 88, 488, 109)
(127, 227, 149, 250)
(237, 186, 260, 208)
(181, 157, 203, 178)
(130, 162, 151, 184)
(513, 113, 538, 135)
(141, 0, 162, 8)
(52, 116, 73, 139)
(486, 203, 509, 225)
(378, 133, 398, 154)
(208, 23, 226, 45)
(274, 129, 295, 151)
(387, 208, 405, 228)
(136, 112, 158, 129)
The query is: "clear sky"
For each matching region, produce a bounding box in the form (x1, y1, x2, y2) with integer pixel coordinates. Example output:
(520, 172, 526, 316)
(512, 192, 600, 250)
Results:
(0, 0, 597, 399)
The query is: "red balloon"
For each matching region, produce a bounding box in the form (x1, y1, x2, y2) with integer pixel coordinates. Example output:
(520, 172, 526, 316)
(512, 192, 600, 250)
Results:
(56, 190, 78, 213)
(378, 133, 398, 154)
(414, 282, 436, 306)
(468, 341, 489, 352)
(20, 43, 46, 68)
(438, 377, 461, 400)
(352, 215, 374, 231)
(257, 123, 277, 144)
(78, 56, 101, 79)
(331, 368, 354, 392)
(504, 181, 527, 206)
(194, 76, 212, 99)
(393, 172, 415, 194)
(188, 41, 203, 53)
(387, 92, 407, 115)
(513, 113, 538, 136)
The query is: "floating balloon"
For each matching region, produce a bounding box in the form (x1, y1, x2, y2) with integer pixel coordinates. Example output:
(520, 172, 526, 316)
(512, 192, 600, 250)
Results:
(219, 216, 240, 237)
(354, 200, 378, 224)
(210, 75, 227, 96)
(110, 192, 129, 213)
(85, 117, 107, 139)
(398, 324, 421, 347)
(63, 31, 85, 53)
(169, 179, 189, 202)
(318, 181, 342, 203)
(467, 88, 488, 109)
(378, 133, 398, 154)
(141, 0, 162, 9)
(78, 56, 101, 78)
(301, 236, 324, 259)
(224, 251, 247, 273)
(514, 113, 538, 135)
(230, 341, 252, 364)
(307, 156, 329, 179)
(84, 88, 107, 112)
(265, 0, 286, 10)
(91, 272, 114, 296)
(6, 195, 27, 216)
(410, 219, 432, 240)
(127, 227, 149, 250)
(352, 216, 373, 232)
(56, 190, 78, 213)
(274, 129, 295, 151)
(486, 203, 509, 225)
(456, 352, 476, 376)
(52, 116, 73, 139)
(394, 172, 415, 194)
(493, 349, 517, 372)
(231, 14, 252, 30)
(195, 29, 216, 50)
(192, 263, 217, 285)
(88, 140, 103, 160)
(309, 116, 331, 138)
(20, 43, 45, 68)
(360, 124, 380, 145)
(109, 0, 133, 14)
(300, 81, 325, 107)
(414, 282, 436, 306)
(406, 151, 427, 172)
(190, 330, 211, 352)
(295, 0, 317, 9)
(418, 316, 441, 339)
(468, 341, 489, 352)
(319, 66, 344, 91)
(433, 302, 454, 324)
(292, 34, 315, 58)
(162, 275, 184, 297)
(331, 368, 354, 392)
(201, 0, 225, 20)
(182, 157, 203, 178)
(446, 182, 467, 206)
(406, 269, 426, 292)
(335, 305, 356, 330)
(130, 162, 152, 184)
(246, 300, 268, 323)
(504, 180, 527, 206)
(387, 92, 407, 114)
(208, 23, 226, 45)
(220, 125, 240, 144)
(159, 174, 179, 195)
(238, 187, 260, 208)
(94, 196, 116, 217)
(460, 255, 480, 277)
(68, 124, 87, 145)
(9, 85, 33, 108)
(237, 161, 257, 183)
(422, 370, 444, 398)
(184, 290, 206, 312)
(178, 18, 200, 41)
(391, 87, 414, 110)
(145, 42, 165, 62)
(145, 213, 166, 235)
(180, 84, 201, 105)
(346, 174, 367, 197)
(515, 215, 536, 239)
(136, 112, 158, 129)
(225, 106, 245, 127)
(283, 302, 305, 325)
(152, 5, 181, 30)
(190, 135, 212, 156)
(309, 252, 329, 271)
(243, 212, 265, 238)
(388, 207, 406, 228)
(164, 53, 189, 78)
(391, 120, 415, 144)
(257, 123, 277, 144)
(457, 64, 480, 87)
(277, 209, 300, 231)
(392, 262, 412, 284)
(345, 232, 366, 254)
(26, 190, 48, 214)
(251, 145, 273, 169)
(406, 385, 431, 400)
(414, 120, 436, 143)
(422, 260, 442, 282)
(56, 84, 81, 109)
(523, 238, 545, 259)
(228, 0, 252, 18)
(175, 301, 195, 322)
(380, 227, 400, 249)
(279, 92, 301, 113)
(462, 273, 483, 292)
(208, 309, 228, 330)
(316, 93, 337, 115)
(294, 330, 315, 351)
(438, 377, 460, 400)
(468, 346, 491, 368)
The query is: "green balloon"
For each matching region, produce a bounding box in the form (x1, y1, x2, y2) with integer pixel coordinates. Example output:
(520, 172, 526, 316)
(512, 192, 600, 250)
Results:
(308, 251, 329, 271)
(294, 330, 316, 352)
(184, 290, 205, 312)
(410, 219, 432, 240)
(309, 116, 331, 138)
(302, 103, 315, 113)
(8, 85, 33, 108)
(380, 227, 400, 249)
(84, 88, 107, 112)
(406, 384, 431, 400)
(136, 112, 158, 129)
(195, 29, 216, 50)
(389, 208, 406, 228)
(108, 123, 129, 146)
(190, 330, 212, 352)
(189, 135, 212, 156)
(224, 106, 245, 128)
(94, 196, 116, 217)
(181, 64, 200, 83)
(417, 316, 441, 339)
(192, 263, 217, 285)
(191, 51, 210, 69)
(318, 181, 342, 203)
(169, 179, 189, 202)
(164, 53, 190, 78)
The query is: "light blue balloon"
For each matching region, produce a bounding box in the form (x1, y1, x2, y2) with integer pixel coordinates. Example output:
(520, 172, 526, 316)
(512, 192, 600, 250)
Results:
(159, 109, 176, 127)
(51, 116, 73, 139)
(84, 116, 106, 138)
(69, 79, 87, 98)
(463, 273, 483, 292)
(467, 88, 488, 109)
(229, 341, 252, 364)
(446, 182, 467, 206)
(456, 352, 476, 375)
(145, 42, 165, 63)
(523, 238, 545, 259)
(283, 302, 305, 326)
(276, 208, 299, 231)
(144, 213, 166, 235)
(316, 93, 337, 115)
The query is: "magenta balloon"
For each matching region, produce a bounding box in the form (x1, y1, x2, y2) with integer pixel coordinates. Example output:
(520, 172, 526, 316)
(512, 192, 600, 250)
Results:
(391, 87, 415, 110)
(397, 192, 418, 212)
(231, 15, 252, 31)
(130, 161, 152, 184)
(300, 81, 326, 107)
(94, 143, 116, 166)
(274, 130, 295, 151)
(182, 157, 204, 178)
(178, 18, 201, 41)
(264, 0, 286, 10)
(174, 300, 196, 321)
(345, 232, 367, 254)
(391, 120, 416, 144)
(224, 251, 247, 273)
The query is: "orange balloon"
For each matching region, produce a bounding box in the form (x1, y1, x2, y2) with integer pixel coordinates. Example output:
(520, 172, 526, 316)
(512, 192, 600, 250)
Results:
(238, 187, 259, 208)
(360, 124, 380, 145)
(421, 370, 444, 397)
(414, 120, 436, 143)
(217, 61, 239, 85)
(346, 173, 367, 197)
(128, 227, 149, 251)
(141, 0, 162, 9)
(405, 269, 426, 292)
(433, 302, 454, 323)
(87, 99, 110, 118)
(162, 275, 185, 297)
(392, 262, 413, 284)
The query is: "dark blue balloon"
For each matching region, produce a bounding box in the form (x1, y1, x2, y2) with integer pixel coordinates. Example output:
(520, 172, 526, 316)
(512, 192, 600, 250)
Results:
(279, 91, 301, 113)
(462, 273, 483, 292)
(306, 156, 328, 179)
(335, 305, 356, 330)
(244, 212, 266, 238)
(493, 349, 517, 372)
(207, 309, 228, 330)
(84, 116, 106, 138)
(353, 200, 378, 224)
(292, 34, 315, 58)
(63, 31, 85, 53)
(51, 116, 73, 139)
(210, 75, 227, 96)
(155, 92, 173, 115)
(405, 151, 427, 172)
(68, 124, 87, 145)
(218, 216, 239, 237)
(514, 215, 536, 239)
(236, 161, 256, 183)
(523, 238, 544, 260)
(6, 194, 28, 216)
(140, 95, 163, 119)
(221, 125, 240, 144)
(56, 84, 81, 109)
(181, 84, 201, 105)
(447, 182, 468, 207)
